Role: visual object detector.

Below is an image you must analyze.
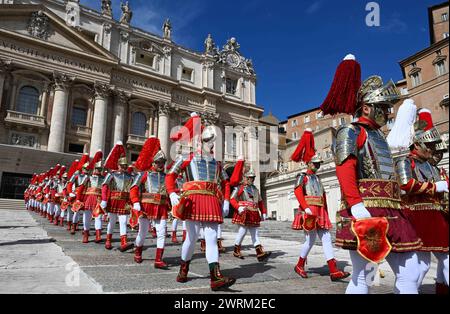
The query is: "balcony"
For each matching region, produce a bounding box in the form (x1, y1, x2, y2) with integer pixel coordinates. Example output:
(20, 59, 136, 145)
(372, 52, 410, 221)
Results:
(4, 110, 46, 129)
(127, 134, 146, 146)
(71, 125, 92, 137)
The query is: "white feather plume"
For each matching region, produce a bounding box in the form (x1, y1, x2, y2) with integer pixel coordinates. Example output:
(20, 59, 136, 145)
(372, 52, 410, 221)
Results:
(387, 99, 417, 151)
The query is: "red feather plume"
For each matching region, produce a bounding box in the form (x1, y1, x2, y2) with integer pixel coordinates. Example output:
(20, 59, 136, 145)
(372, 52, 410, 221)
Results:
(67, 160, 79, 179)
(230, 159, 245, 188)
(135, 137, 161, 171)
(88, 151, 103, 170)
(291, 130, 316, 163)
(104, 142, 126, 171)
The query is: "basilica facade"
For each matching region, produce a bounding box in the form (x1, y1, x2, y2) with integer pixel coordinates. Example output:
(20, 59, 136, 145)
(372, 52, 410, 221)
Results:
(0, 0, 265, 198)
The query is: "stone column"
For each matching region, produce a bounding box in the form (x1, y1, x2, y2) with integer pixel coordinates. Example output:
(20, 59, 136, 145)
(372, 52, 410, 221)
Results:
(157, 101, 171, 156)
(111, 90, 129, 146)
(0, 59, 11, 110)
(47, 72, 74, 152)
(89, 82, 110, 156)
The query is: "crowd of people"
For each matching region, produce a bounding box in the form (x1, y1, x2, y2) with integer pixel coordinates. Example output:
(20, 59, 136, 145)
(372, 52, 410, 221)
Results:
(23, 55, 448, 294)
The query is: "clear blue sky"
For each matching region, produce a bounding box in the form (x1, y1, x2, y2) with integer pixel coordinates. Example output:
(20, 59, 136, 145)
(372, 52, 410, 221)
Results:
(82, 0, 443, 121)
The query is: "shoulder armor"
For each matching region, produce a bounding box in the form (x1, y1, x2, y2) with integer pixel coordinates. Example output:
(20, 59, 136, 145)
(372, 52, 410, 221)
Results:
(395, 157, 413, 185)
(219, 163, 230, 182)
(231, 186, 240, 200)
(168, 155, 185, 175)
(295, 173, 307, 189)
(103, 173, 113, 186)
(131, 172, 144, 188)
(334, 124, 359, 166)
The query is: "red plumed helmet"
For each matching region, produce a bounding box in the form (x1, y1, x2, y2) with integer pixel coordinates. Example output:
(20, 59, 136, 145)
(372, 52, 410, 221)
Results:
(230, 157, 245, 188)
(320, 54, 361, 115)
(170, 113, 204, 142)
(417, 109, 434, 131)
(135, 137, 162, 171)
(104, 142, 127, 171)
(58, 166, 66, 179)
(88, 151, 103, 170)
(291, 129, 316, 163)
(52, 164, 61, 177)
(67, 160, 79, 179)
(76, 153, 90, 171)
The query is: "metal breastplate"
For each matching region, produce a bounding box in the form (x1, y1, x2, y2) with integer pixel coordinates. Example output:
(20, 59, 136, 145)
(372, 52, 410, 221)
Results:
(186, 156, 219, 182)
(76, 174, 88, 187)
(413, 160, 441, 183)
(145, 171, 167, 194)
(241, 185, 261, 203)
(304, 174, 324, 197)
(357, 126, 396, 180)
(89, 175, 104, 189)
(111, 172, 134, 192)
(57, 182, 66, 194)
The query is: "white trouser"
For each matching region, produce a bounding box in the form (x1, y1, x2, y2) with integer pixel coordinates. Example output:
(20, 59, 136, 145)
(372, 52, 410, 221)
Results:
(172, 219, 179, 232)
(417, 252, 449, 287)
(182, 221, 219, 264)
(299, 229, 334, 261)
(95, 215, 103, 231)
(47, 203, 54, 215)
(199, 226, 205, 240)
(40, 202, 45, 211)
(54, 204, 61, 218)
(107, 214, 128, 236)
(234, 226, 262, 247)
(66, 208, 73, 222)
(72, 211, 81, 224)
(346, 251, 420, 294)
(217, 224, 222, 239)
(83, 210, 92, 231)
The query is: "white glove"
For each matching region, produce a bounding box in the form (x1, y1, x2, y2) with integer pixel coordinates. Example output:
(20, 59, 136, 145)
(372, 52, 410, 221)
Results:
(304, 208, 313, 215)
(170, 193, 180, 207)
(262, 213, 267, 221)
(436, 181, 449, 193)
(55, 193, 60, 197)
(69, 193, 76, 198)
(45, 194, 49, 198)
(351, 202, 372, 219)
(100, 200, 107, 209)
(238, 206, 246, 214)
(133, 203, 141, 212)
(223, 200, 230, 217)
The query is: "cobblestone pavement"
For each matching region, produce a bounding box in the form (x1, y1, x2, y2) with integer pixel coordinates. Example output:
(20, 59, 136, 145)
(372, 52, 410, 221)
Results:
(0, 208, 437, 294)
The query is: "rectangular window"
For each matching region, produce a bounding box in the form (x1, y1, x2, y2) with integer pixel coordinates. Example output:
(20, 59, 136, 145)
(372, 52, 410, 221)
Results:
(181, 67, 194, 81)
(292, 119, 298, 127)
(131, 153, 139, 162)
(72, 107, 87, 126)
(226, 78, 238, 95)
(316, 112, 324, 119)
(411, 73, 422, 88)
(436, 61, 447, 76)
(304, 116, 310, 123)
(136, 52, 155, 68)
(292, 132, 298, 140)
(442, 13, 448, 22)
(68, 143, 84, 154)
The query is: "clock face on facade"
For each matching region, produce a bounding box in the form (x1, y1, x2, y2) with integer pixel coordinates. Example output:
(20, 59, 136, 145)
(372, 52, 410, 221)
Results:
(226, 53, 240, 67)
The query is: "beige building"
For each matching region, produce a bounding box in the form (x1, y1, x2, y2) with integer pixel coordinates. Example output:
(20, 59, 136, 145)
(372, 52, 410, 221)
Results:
(0, 0, 265, 198)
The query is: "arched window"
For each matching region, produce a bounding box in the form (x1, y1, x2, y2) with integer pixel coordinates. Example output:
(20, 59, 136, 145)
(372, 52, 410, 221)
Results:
(71, 99, 88, 126)
(131, 112, 147, 136)
(17, 86, 40, 114)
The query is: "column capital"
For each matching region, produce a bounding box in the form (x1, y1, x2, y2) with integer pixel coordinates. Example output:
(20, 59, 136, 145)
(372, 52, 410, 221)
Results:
(158, 101, 174, 116)
(53, 71, 75, 91)
(201, 112, 220, 126)
(113, 89, 131, 105)
(0, 59, 12, 74)
(93, 82, 111, 100)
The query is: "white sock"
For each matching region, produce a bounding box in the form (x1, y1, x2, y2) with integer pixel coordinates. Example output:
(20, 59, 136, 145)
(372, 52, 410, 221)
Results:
(182, 221, 186, 231)
(181, 221, 201, 261)
(234, 226, 248, 246)
(107, 214, 118, 235)
(217, 224, 222, 239)
(155, 219, 167, 249)
(434, 252, 449, 286)
(135, 217, 149, 247)
(204, 223, 219, 264)
(172, 219, 179, 232)
(83, 211, 92, 231)
(95, 216, 103, 231)
(72, 211, 80, 224)
(249, 227, 261, 247)
(199, 226, 205, 240)
(385, 252, 420, 294)
(416, 252, 432, 287)
(346, 251, 373, 294)
(300, 230, 318, 259)
(118, 215, 128, 236)
(54, 205, 61, 218)
(318, 229, 335, 261)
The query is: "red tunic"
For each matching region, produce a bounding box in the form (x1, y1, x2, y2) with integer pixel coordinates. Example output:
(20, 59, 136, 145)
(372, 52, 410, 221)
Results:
(231, 184, 267, 228)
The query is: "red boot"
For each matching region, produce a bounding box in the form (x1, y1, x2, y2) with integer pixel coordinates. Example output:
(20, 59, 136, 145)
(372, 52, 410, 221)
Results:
(95, 230, 102, 243)
(53, 216, 59, 226)
(209, 263, 236, 291)
(171, 231, 179, 244)
(70, 223, 78, 235)
(176, 260, 190, 283)
(67, 221, 72, 232)
(327, 259, 350, 282)
(105, 234, 113, 250)
(182, 230, 187, 242)
(436, 283, 449, 295)
(295, 257, 308, 278)
(233, 245, 245, 259)
(200, 239, 206, 253)
(82, 231, 89, 244)
(59, 216, 64, 228)
(49, 214, 54, 223)
(134, 246, 143, 264)
(255, 245, 271, 262)
(154, 248, 168, 269)
(120, 235, 133, 252)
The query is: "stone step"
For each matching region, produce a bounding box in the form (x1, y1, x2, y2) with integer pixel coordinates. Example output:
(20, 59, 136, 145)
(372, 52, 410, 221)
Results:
(0, 198, 25, 210)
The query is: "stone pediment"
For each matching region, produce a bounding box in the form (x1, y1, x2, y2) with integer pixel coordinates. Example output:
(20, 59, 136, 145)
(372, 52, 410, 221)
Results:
(0, 5, 117, 63)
